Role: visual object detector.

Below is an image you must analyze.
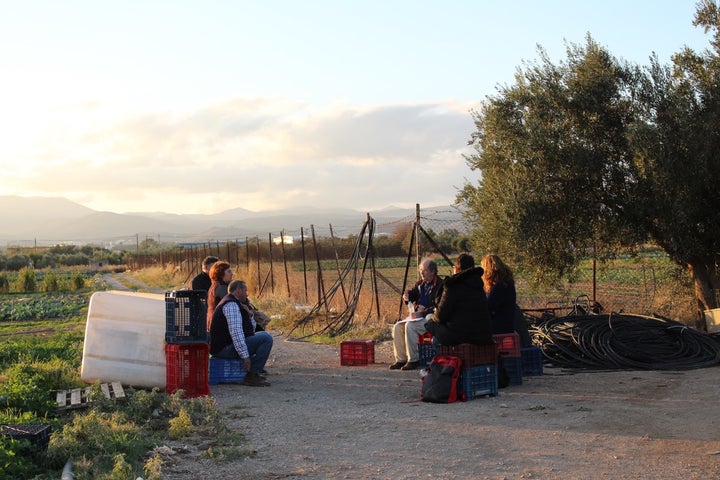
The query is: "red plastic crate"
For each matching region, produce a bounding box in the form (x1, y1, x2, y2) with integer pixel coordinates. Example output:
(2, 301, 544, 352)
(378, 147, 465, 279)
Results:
(165, 343, 210, 397)
(438, 343, 497, 368)
(493, 332, 521, 357)
(340, 339, 375, 366)
(418, 332, 434, 344)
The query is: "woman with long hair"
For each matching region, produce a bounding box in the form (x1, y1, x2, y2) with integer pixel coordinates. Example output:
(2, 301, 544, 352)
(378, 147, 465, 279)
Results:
(206, 260, 233, 330)
(480, 254, 516, 334)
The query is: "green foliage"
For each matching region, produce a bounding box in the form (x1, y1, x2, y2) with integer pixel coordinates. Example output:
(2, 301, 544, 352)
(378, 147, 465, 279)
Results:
(0, 435, 44, 479)
(0, 363, 60, 418)
(110, 453, 133, 480)
(47, 389, 231, 478)
(5, 255, 30, 272)
(459, 37, 643, 286)
(0, 294, 88, 322)
(0, 274, 9, 294)
(43, 269, 59, 292)
(47, 409, 152, 477)
(143, 453, 164, 480)
(15, 268, 36, 293)
(168, 408, 193, 438)
(72, 272, 86, 290)
(628, 1, 720, 312)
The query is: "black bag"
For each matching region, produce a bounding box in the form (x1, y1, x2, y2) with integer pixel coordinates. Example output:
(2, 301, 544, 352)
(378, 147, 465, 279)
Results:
(421, 355, 465, 403)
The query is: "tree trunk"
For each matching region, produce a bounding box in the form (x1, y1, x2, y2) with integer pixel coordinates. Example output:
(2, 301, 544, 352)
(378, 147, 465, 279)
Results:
(688, 261, 719, 331)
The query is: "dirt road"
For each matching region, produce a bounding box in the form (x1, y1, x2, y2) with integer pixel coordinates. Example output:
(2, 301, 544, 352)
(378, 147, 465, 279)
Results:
(161, 332, 720, 480)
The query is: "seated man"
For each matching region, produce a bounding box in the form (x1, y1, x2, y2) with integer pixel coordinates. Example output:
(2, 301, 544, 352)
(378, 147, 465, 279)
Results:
(425, 253, 493, 346)
(390, 258, 444, 371)
(209, 280, 273, 387)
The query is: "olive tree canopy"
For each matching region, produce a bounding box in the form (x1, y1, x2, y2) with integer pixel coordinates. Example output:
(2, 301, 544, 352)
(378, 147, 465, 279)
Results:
(459, 3, 720, 327)
(458, 36, 642, 285)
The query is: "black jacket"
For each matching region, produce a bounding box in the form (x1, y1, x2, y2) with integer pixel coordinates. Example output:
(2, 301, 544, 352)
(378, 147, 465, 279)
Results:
(425, 267, 493, 345)
(487, 282, 517, 334)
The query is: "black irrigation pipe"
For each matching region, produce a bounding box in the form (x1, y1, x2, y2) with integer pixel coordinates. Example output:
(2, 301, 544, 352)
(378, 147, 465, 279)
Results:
(288, 217, 375, 339)
(531, 312, 720, 370)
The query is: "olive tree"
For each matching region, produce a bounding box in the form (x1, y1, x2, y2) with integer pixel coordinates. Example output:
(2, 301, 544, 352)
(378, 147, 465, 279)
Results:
(458, 36, 642, 285)
(631, 0, 720, 316)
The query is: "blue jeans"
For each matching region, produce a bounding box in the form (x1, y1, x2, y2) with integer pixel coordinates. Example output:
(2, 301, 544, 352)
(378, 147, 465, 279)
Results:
(215, 331, 273, 374)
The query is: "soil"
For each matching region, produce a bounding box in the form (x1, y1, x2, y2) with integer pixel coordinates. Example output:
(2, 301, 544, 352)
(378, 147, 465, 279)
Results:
(158, 330, 720, 480)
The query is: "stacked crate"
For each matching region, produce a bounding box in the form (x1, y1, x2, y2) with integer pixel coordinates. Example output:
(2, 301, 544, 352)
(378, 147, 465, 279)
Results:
(164, 290, 210, 397)
(494, 332, 522, 386)
(438, 343, 499, 399)
(418, 332, 437, 366)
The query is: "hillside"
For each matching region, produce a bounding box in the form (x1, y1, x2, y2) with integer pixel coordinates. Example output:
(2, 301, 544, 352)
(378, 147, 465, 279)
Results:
(0, 196, 463, 246)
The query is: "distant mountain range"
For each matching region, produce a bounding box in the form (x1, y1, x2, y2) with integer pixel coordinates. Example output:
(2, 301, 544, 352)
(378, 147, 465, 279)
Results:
(0, 196, 466, 247)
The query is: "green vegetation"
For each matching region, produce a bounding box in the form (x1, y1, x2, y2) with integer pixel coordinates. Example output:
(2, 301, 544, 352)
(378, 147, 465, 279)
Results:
(0, 291, 247, 479)
(459, 2, 720, 328)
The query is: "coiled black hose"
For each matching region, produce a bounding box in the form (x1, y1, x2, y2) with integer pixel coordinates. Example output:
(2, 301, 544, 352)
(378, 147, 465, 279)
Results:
(531, 313, 720, 370)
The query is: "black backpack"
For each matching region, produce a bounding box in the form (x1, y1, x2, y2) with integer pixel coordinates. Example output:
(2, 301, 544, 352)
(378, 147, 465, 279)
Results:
(421, 355, 466, 403)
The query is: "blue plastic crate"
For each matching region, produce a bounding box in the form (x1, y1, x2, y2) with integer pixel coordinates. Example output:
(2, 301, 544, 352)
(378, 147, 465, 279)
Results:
(460, 364, 498, 399)
(209, 357, 247, 385)
(521, 346, 544, 376)
(502, 356, 523, 386)
(418, 343, 437, 366)
(165, 290, 208, 344)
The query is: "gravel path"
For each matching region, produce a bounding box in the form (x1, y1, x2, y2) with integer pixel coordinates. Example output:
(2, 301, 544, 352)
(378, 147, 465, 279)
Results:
(160, 331, 720, 480)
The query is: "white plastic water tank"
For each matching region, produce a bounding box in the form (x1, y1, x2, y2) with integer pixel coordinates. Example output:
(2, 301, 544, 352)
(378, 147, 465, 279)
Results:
(80, 290, 166, 388)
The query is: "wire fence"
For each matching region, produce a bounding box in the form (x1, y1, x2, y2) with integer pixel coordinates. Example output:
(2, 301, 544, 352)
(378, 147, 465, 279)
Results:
(126, 205, 697, 331)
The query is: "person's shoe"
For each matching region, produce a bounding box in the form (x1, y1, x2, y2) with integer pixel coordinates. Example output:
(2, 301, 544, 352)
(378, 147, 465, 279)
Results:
(400, 361, 420, 371)
(389, 361, 406, 370)
(243, 371, 271, 387)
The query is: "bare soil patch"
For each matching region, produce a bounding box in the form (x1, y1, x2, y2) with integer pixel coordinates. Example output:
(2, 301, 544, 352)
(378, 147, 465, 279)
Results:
(157, 330, 720, 479)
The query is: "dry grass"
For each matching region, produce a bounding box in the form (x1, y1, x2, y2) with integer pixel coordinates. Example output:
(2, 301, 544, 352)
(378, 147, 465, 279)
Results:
(148, 254, 701, 339)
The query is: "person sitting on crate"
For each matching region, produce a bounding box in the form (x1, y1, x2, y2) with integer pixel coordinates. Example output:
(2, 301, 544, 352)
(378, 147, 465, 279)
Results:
(206, 260, 233, 331)
(209, 280, 273, 387)
(480, 254, 517, 334)
(190, 255, 219, 292)
(389, 258, 444, 371)
(425, 253, 493, 346)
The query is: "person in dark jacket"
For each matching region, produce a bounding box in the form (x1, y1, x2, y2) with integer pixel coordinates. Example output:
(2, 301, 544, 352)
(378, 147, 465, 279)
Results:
(425, 253, 493, 345)
(481, 254, 517, 334)
(190, 255, 219, 292)
(210, 280, 273, 387)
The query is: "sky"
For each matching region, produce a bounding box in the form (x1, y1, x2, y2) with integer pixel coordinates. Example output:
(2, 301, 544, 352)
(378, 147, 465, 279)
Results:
(0, 1, 712, 215)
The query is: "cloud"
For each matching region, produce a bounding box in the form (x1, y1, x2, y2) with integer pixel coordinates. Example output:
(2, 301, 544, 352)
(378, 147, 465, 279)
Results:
(4, 97, 480, 214)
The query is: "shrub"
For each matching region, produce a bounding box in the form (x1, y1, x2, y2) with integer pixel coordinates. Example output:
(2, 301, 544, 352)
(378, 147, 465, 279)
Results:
(0, 274, 9, 294)
(15, 267, 36, 293)
(0, 435, 43, 479)
(0, 363, 59, 418)
(43, 270, 59, 292)
(5, 255, 30, 272)
(72, 272, 86, 290)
